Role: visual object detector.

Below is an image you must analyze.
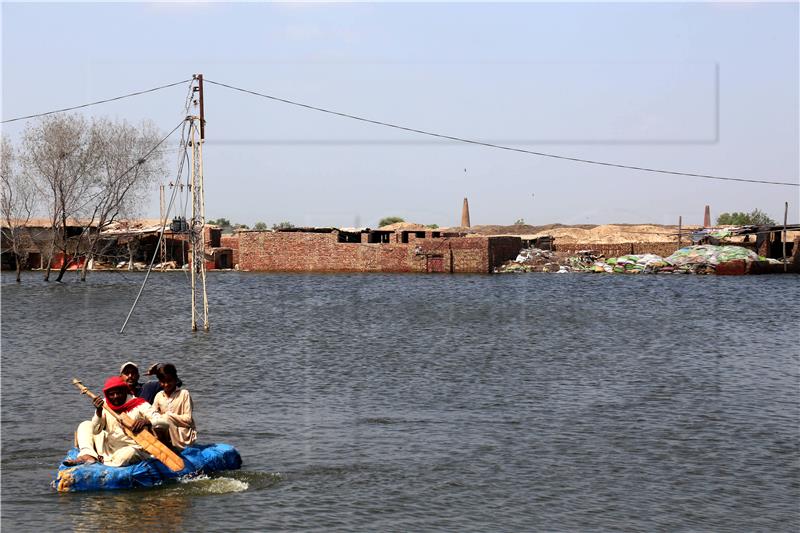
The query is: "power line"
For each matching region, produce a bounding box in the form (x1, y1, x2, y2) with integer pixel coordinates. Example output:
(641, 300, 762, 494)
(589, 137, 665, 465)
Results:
(205, 78, 799, 188)
(1, 79, 193, 124)
(120, 119, 191, 334)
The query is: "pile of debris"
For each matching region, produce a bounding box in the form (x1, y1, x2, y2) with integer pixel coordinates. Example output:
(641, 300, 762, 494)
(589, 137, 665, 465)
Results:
(496, 245, 782, 275)
(495, 248, 601, 273)
(663, 245, 776, 274)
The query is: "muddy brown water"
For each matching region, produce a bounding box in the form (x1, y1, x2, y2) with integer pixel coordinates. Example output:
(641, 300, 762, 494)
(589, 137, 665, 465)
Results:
(2, 271, 798, 531)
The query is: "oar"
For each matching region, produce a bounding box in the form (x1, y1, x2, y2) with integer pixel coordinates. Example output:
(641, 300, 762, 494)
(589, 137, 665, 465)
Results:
(71, 378, 185, 472)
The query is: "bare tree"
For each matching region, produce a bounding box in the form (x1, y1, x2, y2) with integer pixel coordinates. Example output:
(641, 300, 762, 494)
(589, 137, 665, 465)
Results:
(1, 137, 38, 282)
(22, 115, 101, 282)
(77, 119, 165, 281)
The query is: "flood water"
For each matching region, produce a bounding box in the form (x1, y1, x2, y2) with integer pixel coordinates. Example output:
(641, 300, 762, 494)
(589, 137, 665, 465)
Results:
(1, 271, 798, 532)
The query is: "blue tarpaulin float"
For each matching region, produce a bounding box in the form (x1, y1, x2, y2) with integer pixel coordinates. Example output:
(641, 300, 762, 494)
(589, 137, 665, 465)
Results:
(53, 443, 242, 492)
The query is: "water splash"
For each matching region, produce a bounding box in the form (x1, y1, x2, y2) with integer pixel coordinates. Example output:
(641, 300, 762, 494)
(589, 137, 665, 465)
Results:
(179, 474, 249, 493)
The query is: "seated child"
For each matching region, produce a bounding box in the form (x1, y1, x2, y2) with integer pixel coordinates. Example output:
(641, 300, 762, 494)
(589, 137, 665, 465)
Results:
(152, 364, 197, 450)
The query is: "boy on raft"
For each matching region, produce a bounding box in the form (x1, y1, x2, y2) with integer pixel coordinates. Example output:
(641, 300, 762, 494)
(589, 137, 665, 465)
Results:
(152, 364, 197, 450)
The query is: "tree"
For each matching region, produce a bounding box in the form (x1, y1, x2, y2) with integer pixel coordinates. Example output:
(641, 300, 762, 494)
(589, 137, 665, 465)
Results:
(426, 223, 439, 229)
(272, 221, 295, 230)
(1, 136, 38, 282)
(378, 216, 404, 227)
(717, 209, 776, 226)
(77, 119, 165, 281)
(253, 221, 268, 230)
(207, 217, 231, 228)
(22, 114, 101, 282)
(514, 218, 525, 225)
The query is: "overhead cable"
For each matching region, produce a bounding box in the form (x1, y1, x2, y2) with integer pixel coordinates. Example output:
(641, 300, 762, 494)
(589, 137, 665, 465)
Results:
(205, 79, 798, 188)
(119, 118, 191, 334)
(1, 79, 193, 124)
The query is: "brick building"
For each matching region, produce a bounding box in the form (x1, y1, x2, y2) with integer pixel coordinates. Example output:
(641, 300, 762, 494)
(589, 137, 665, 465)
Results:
(233, 228, 521, 274)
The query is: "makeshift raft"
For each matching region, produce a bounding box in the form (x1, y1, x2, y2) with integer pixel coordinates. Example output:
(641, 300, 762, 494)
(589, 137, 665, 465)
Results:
(53, 443, 242, 492)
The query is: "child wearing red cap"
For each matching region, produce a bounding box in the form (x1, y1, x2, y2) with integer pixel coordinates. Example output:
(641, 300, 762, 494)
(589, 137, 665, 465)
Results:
(69, 376, 168, 466)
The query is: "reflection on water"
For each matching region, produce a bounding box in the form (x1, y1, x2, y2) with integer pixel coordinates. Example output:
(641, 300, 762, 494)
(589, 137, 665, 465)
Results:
(63, 487, 191, 533)
(2, 272, 799, 531)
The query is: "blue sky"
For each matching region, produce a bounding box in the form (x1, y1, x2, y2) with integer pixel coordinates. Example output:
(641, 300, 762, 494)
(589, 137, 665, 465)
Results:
(2, 2, 798, 227)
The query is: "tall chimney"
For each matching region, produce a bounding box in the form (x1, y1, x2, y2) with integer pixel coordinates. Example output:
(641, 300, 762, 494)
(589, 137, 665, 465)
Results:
(461, 197, 471, 228)
(704, 205, 711, 227)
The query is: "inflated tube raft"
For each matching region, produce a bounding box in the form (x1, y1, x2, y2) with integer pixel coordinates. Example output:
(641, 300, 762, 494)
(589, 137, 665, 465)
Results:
(53, 443, 242, 492)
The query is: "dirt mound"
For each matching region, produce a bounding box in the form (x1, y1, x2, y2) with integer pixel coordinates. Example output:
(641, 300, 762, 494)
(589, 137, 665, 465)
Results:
(379, 221, 428, 231)
(441, 223, 701, 244)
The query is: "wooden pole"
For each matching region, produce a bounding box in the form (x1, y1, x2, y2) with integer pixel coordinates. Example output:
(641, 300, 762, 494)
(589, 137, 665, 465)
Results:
(190, 120, 197, 331)
(159, 185, 166, 271)
(198, 119, 209, 331)
(783, 202, 788, 272)
(678, 216, 682, 249)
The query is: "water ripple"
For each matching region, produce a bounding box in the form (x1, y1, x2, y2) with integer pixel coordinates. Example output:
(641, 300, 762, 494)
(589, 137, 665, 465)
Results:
(2, 271, 798, 531)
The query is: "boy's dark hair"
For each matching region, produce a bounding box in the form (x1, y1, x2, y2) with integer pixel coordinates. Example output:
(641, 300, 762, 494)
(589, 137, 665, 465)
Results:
(155, 363, 183, 388)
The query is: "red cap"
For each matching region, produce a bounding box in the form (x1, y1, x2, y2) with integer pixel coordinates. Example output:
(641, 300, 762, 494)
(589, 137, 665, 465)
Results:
(103, 376, 129, 393)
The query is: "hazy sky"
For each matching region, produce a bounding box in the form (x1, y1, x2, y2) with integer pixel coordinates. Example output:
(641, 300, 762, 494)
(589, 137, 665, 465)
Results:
(2, 2, 798, 228)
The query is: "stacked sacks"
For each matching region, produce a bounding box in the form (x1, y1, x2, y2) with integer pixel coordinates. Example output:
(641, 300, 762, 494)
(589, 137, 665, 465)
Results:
(604, 254, 669, 274)
(665, 245, 761, 274)
(496, 245, 764, 275)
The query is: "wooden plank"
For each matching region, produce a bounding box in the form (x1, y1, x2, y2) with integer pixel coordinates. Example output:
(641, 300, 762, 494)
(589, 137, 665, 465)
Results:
(72, 379, 185, 471)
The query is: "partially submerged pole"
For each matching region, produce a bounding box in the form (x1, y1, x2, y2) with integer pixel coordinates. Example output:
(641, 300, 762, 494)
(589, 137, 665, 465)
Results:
(783, 202, 788, 272)
(190, 73, 210, 332)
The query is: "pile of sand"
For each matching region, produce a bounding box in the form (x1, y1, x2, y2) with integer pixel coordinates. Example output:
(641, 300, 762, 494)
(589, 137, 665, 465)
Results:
(380, 222, 797, 245)
(443, 224, 700, 244)
(530, 224, 690, 244)
(379, 221, 429, 231)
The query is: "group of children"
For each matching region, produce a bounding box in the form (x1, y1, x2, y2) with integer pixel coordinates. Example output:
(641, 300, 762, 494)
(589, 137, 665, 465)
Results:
(66, 361, 196, 467)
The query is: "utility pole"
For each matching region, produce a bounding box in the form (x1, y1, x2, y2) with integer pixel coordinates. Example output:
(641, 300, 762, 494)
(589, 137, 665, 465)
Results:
(189, 74, 209, 331)
(159, 184, 167, 271)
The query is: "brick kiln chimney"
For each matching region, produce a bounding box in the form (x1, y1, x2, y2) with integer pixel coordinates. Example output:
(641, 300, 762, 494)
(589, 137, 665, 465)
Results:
(461, 197, 471, 228)
(704, 205, 711, 227)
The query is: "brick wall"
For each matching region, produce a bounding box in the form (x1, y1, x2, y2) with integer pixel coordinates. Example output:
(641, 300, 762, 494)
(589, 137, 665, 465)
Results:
(553, 242, 683, 257)
(488, 237, 523, 268)
(235, 230, 512, 273)
(220, 234, 240, 267)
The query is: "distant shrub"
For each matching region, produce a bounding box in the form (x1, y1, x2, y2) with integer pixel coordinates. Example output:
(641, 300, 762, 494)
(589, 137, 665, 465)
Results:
(379, 216, 404, 227)
(716, 209, 775, 226)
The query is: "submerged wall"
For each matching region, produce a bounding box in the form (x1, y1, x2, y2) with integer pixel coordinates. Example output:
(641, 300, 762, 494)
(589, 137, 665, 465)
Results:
(234, 231, 522, 274)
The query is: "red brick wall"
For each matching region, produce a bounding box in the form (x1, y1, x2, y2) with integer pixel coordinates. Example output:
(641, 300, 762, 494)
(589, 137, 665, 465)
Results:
(553, 242, 682, 257)
(236, 231, 504, 273)
(553, 241, 762, 258)
(220, 235, 240, 267)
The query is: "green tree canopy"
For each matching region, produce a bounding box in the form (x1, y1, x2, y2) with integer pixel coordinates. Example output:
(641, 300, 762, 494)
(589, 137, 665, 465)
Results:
(272, 221, 295, 230)
(716, 209, 776, 226)
(207, 218, 231, 228)
(378, 216, 404, 227)
(253, 221, 268, 230)
(425, 223, 439, 229)
(513, 218, 526, 225)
